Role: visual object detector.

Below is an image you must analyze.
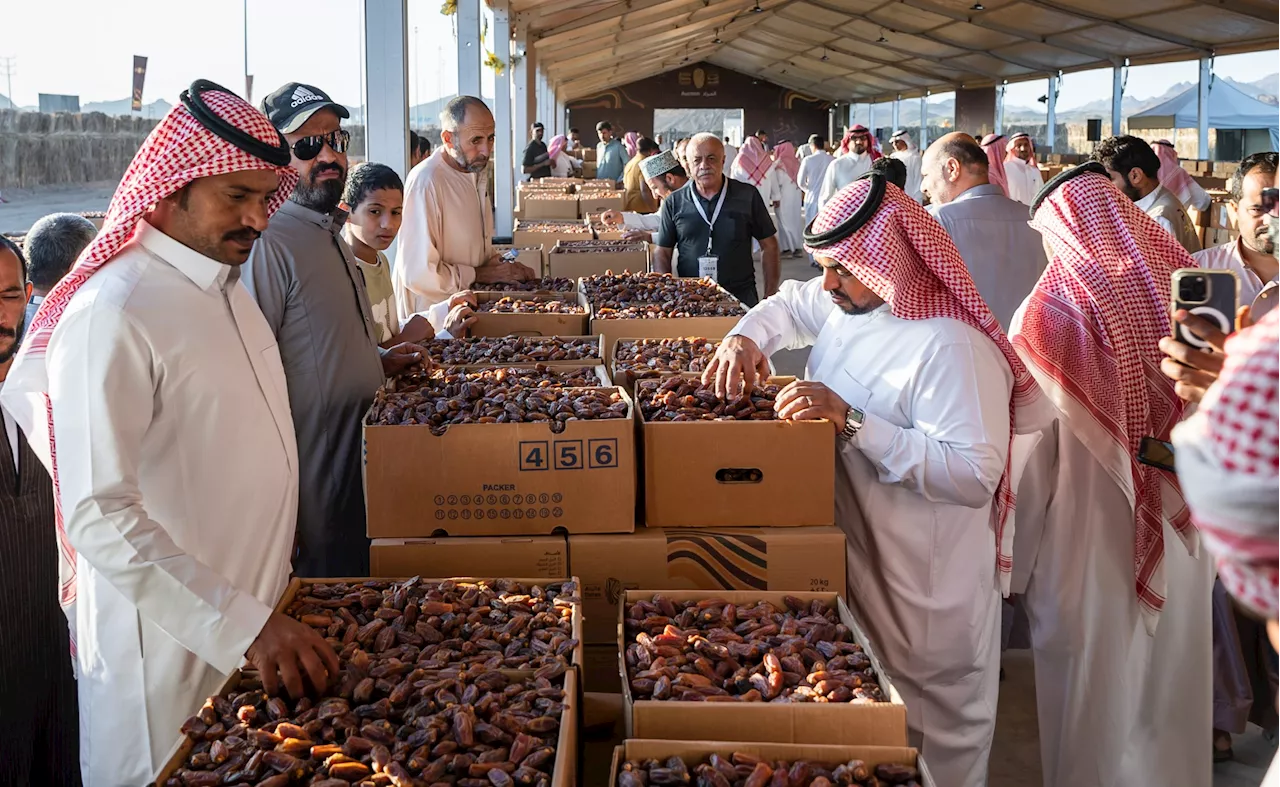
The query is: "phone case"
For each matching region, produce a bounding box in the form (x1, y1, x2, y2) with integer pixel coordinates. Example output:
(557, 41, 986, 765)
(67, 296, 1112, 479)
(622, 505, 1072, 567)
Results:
(1171, 268, 1239, 348)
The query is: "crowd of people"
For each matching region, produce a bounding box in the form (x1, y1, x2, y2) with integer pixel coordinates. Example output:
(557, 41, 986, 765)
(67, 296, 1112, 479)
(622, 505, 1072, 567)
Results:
(0, 75, 1275, 787)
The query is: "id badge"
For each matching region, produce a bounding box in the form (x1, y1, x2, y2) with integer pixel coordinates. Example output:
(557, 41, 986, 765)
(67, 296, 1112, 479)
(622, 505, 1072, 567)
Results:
(698, 255, 719, 282)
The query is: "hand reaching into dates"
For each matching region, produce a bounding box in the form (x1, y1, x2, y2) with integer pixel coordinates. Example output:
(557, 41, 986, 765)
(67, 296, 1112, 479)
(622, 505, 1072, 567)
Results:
(450, 290, 478, 309)
(443, 304, 478, 337)
(622, 229, 654, 243)
(381, 342, 426, 376)
(702, 335, 771, 400)
(776, 380, 847, 431)
(599, 209, 625, 226)
(246, 611, 340, 699)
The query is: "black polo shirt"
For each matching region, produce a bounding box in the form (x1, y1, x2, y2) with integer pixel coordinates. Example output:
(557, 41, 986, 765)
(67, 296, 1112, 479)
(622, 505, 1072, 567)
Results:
(656, 177, 776, 306)
(522, 139, 551, 179)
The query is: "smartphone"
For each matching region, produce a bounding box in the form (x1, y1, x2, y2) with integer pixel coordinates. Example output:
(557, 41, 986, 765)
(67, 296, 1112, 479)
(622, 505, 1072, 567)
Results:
(1136, 436, 1175, 473)
(1170, 268, 1238, 348)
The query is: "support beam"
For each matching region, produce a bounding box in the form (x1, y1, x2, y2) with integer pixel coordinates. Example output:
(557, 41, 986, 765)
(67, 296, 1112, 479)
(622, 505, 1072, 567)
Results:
(493, 0, 514, 236)
(1046, 73, 1058, 153)
(458, 0, 482, 96)
(891, 96, 900, 132)
(363, 0, 409, 262)
(868, 101, 876, 135)
(920, 95, 928, 148)
(995, 83, 1005, 135)
(1198, 57, 1211, 159)
(1111, 63, 1123, 136)
(513, 27, 529, 190)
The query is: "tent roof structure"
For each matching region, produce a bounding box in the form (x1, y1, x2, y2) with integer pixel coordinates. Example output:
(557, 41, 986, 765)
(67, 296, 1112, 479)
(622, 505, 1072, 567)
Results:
(512, 0, 1278, 104)
(1128, 77, 1280, 131)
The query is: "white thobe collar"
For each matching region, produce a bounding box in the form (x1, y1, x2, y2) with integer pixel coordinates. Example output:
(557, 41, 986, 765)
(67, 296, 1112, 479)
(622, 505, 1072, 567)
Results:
(135, 220, 239, 292)
(1134, 184, 1168, 213)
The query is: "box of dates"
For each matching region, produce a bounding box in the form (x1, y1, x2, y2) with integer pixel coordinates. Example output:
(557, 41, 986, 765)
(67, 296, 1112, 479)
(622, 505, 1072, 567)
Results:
(618, 590, 907, 747)
(471, 292, 591, 338)
(610, 337, 721, 395)
(492, 243, 548, 277)
(513, 219, 594, 250)
(582, 273, 746, 365)
(522, 192, 582, 220)
(635, 375, 835, 528)
(363, 366, 636, 537)
(152, 577, 581, 787)
(423, 335, 604, 368)
(609, 740, 936, 787)
(578, 191, 625, 218)
(548, 240, 650, 280)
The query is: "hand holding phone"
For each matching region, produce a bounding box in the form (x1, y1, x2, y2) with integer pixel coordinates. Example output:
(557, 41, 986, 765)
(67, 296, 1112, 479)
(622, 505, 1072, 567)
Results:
(1160, 269, 1239, 404)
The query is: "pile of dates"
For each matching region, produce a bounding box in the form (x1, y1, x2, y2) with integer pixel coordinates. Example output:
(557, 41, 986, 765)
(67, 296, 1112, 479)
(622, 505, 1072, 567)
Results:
(552, 239, 646, 254)
(581, 272, 745, 319)
(614, 338, 720, 379)
(367, 367, 627, 432)
(636, 377, 780, 422)
(424, 336, 598, 365)
(476, 297, 585, 314)
(624, 594, 885, 704)
(617, 753, 922, 787)
(480, 278, 577, 294)
(166, 667, 565, 787)
(516, 220, 592, 235)
(285, 578, 580, 674)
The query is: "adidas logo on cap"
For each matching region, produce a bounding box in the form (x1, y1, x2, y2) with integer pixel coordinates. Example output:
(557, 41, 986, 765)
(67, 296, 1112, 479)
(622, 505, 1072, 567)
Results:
(289, 86, 323, 108)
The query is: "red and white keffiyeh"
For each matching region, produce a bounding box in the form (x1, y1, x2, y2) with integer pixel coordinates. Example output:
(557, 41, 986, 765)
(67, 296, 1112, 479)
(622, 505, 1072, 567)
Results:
(772, 141, 800, 184)
(623, 131, 640, 159)
(1153, 139, 1199, 203)
(548, 134, 568, 162)
(1018, 169, 1196, 628)
(1006, 132, 1038, 167)
(734, 136, 774, 186)
(838, 124, 883, 161)
(1173, 309, 1279, 619)
(806, 178, 1041, 592)
(981, 133, 1009, 195)
(2, 85, 298, 646)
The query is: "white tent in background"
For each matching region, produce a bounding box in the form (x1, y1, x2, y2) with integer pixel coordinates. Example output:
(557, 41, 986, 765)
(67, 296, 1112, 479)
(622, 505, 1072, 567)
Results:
(1129, 79, 1279, 153)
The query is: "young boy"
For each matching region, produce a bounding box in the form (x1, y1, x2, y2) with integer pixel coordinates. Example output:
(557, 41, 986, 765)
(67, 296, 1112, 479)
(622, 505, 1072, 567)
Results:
(341, 163, 475, 346)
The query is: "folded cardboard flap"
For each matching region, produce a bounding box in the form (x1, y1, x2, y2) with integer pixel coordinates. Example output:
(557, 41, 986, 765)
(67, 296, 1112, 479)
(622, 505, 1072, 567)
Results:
(608, 740, 936, 787)
(618, 589, 907, 747)
(370, 535, 570, 578)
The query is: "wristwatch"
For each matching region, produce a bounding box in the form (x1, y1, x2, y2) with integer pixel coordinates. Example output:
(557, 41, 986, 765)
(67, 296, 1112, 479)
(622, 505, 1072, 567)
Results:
(839, 406, 866, 442)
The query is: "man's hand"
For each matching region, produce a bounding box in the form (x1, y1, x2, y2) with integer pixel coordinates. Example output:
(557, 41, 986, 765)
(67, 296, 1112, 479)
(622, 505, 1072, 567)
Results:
(622, 230, 654, 243)
(381, 342, 425, 375)
(474, 261, 521, 284)
(1158, 309, 1229, 404)
(600, 209, 625, 226)
(775, 380, 847, 431)
(702, 335, 770, 400)
(450, 290, 478, 309)
(246, 612, 341, 699)
(444, 304, 478, 337)
(394, 314, 433, 345)
(510, 260, 537, 281)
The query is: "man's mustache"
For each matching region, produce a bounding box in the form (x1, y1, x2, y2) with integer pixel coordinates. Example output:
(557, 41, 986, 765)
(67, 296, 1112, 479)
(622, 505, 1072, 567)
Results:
(309, 163, 344, 182)
(0, 326, 14, 340)
(223, 228, 261, 244)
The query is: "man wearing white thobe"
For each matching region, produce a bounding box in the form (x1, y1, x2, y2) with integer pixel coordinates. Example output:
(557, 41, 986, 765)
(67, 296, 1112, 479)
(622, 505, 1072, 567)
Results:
(1003, 132, 1043, 206)
(1, 83, 339, 786)
(1094, 135, 1201, 253)
(1011, 164, 1212, 787)
(705, 175, 1034, 787)
(889, 129, 924, 202)
(819, 125, 875, 207)
(797, 137, 834, 231)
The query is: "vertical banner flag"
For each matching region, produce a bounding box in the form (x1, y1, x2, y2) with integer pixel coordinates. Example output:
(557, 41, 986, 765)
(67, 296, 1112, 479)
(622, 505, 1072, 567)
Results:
(131, 56, 148, 112)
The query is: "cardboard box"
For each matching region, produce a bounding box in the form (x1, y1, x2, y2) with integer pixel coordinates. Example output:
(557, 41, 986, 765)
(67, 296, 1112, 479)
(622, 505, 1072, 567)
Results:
(571, 526, 846, 644)
(1208, 200, 1236, 230)
(471, 292, 590, 337)
(153, 586, 581, 787)
(592, 316, 743, 366)
(370, 535, 569, 578)
(1194, 175, 1228, 191)
(1204, 226, 1238, 247)
(582, 161, 598, 178)
(364, 387, 636, 537)
(584, 643, 623, 692)
(492, 243, 547, 277)
(608, 740, 936, 787)
(513, 219, 595, 250)
(638, 375, 835, 528)
(580, 147, 597, 163)
(620, 590, 908, 745)
(522, 194, 582, 220)
(579, 192, 625, 217)
(583, 692, 627, 787)
(549, 242, 651, 280)
(609, 336, 721, 395)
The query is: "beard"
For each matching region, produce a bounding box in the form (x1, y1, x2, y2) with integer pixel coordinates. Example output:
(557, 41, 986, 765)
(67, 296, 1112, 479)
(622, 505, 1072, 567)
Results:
(1243, 223, 1277, 256)
(451, 148, 489, 173)
(0, 326, 17, 364)
(831, 292, 877, 315)
(1119, 180, 1144, 203)
(292, 163, 346, 213)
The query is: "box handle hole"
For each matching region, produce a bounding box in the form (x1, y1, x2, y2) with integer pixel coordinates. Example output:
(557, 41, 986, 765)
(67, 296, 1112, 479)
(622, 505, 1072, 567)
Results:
(715, 468, 763, 484)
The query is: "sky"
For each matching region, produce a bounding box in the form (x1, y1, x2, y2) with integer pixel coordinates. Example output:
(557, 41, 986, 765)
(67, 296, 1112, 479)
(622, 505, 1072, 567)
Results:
(1, 1, 1276, 115)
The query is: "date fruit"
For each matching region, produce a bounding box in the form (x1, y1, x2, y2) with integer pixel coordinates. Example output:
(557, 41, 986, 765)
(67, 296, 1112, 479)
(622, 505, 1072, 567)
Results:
(636, 377, 781, 422)
(620, 753, 920, 787)
(424, 336, 597, 366)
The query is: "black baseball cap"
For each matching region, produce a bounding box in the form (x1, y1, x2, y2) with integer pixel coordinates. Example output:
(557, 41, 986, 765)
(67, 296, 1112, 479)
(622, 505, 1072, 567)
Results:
(261, 82, 350, 134)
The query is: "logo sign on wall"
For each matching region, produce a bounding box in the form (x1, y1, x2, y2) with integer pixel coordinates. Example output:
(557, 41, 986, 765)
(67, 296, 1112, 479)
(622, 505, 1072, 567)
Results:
(678, 67, 720, 98)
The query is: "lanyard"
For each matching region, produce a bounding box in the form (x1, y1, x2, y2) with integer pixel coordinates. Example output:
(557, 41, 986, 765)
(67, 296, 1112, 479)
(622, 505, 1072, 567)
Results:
(690, 180, 729, 255)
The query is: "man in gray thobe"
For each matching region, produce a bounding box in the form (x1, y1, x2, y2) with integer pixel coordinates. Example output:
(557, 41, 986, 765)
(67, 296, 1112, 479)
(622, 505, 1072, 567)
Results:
(245, 83, 420, 576)
(922, 133, 1048, 330)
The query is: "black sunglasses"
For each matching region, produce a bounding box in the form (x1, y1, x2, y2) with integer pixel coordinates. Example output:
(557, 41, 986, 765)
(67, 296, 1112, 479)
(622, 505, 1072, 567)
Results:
(1262, 188, 1278, 216)
(291, 129, 350, 161)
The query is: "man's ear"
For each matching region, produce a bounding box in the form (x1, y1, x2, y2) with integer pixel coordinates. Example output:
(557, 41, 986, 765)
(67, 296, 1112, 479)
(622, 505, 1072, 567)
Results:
(1127, 167, 1144, 187)
(441, 129, 454, 149)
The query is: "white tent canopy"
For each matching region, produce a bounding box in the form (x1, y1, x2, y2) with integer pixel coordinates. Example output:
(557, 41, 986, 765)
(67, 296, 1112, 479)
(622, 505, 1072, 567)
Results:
(1129, 78, 1280, 149)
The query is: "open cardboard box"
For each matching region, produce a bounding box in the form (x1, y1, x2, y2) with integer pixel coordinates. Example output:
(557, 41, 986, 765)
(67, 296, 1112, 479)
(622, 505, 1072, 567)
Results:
(608, 336, 721, 395)
(492, 243, 547, 277)
(370, 535, 570, 578)
(619, 590, 908, 746)
(424, 335, 605, 367)
(471, 292, 591, 337)
(571, 525, 846, 644)
(579, 192, 625, 217)
(152, 578, 581, 786)
(522, 194, 582, 220)
(637, 374, 835, 528)
(364, 386, 636, 537)
(513, 219, 595, 250)
(591, 315, 742, 366)
(608, 739, 935, 787)
(549, 242, 650, 280)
